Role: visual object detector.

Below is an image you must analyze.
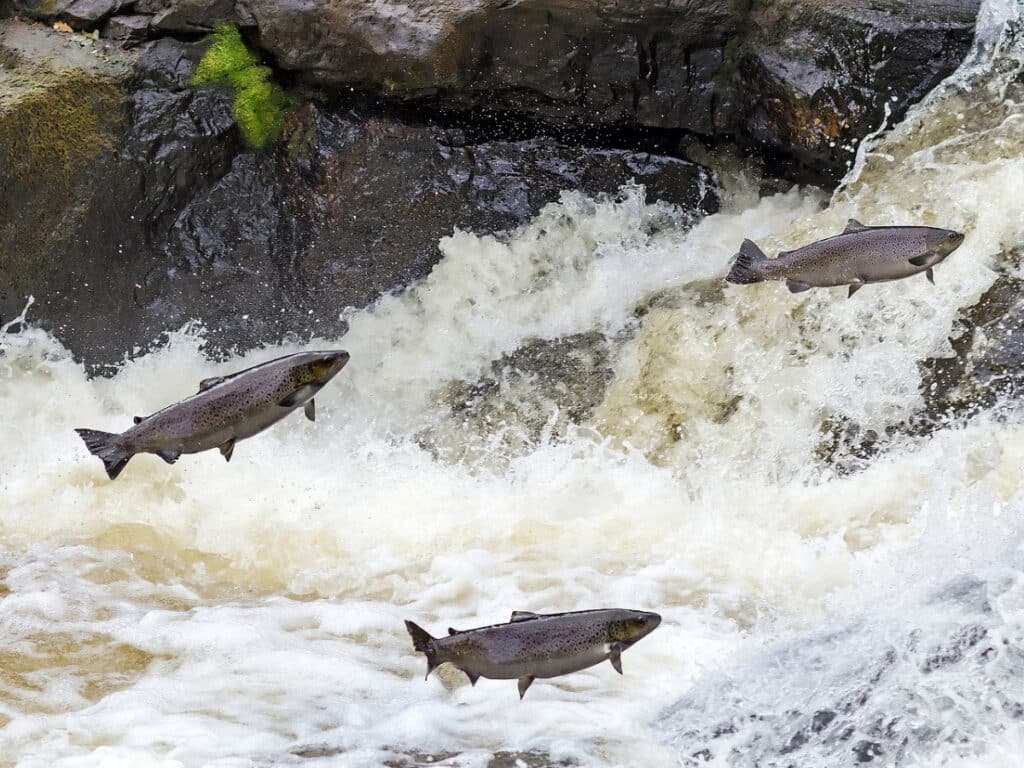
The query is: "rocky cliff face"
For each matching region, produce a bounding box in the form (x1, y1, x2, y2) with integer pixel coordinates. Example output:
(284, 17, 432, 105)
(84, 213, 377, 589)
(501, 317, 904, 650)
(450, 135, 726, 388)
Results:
(1, 1, 980, 368)
(0, 21, 713, 366)
(9, 0, 979, 176)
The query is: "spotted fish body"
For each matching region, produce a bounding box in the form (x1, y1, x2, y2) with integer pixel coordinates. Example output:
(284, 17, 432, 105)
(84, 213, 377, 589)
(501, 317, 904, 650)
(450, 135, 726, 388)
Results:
(726, 220, 965, 297)
(404, 608, 661, 698)
(75, 350, 350, 480)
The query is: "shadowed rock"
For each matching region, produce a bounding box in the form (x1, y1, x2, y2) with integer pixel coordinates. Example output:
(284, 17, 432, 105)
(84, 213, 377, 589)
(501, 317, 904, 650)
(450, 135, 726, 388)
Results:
(0, 21, 714, 368)
(661, 569, 1021, 767)
(11, 0, 980, 178)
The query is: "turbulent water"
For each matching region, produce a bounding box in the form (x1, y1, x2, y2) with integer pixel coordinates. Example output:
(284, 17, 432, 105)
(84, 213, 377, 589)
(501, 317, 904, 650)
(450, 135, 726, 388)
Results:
(3, 2, 1024, 766)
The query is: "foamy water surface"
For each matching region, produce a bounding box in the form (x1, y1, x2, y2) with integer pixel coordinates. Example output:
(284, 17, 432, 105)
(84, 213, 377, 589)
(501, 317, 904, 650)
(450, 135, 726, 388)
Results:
(3, 2, 1024, 765)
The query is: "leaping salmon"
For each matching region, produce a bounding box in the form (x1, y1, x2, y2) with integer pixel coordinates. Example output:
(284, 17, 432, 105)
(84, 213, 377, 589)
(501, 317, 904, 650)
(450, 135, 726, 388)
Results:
(405, 608, 661, 699)
(726, 220, 965, 297)
(75, 350, 350, 480)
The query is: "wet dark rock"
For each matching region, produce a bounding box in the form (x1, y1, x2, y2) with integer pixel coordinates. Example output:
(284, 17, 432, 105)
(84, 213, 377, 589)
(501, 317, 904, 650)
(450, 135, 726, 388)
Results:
(852, 740, 884, 763)
(102, 13, 150, 44)
(661, 565, 1024, 767)
(921, 624, 987, 673)
(153, 105, 712, 361)
(148, 0, 253, 34)
(239, 0, 979, 176)
(60, 0, 121, 30)
(0, 19, 714, 368)
(818, 249, 1024, 471)
(737, 0, 978, 174)
(14, 0, 980, 178)
(427, 332, 616, 460)
(921, 253, 1024, 422)
(8, 0, 76, 20)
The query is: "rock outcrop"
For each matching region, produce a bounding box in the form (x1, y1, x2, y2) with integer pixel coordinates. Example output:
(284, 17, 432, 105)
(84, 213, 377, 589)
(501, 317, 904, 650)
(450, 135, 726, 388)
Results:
(9, 0, 979, 178)
(0, 20, 713, 367)
(0, 0, 983, 367)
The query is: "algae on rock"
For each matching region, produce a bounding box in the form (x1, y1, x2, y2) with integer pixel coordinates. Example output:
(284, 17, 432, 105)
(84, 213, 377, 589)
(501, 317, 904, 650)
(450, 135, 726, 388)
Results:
(0, 26, 126, 272)
(191, 24, 292, 149)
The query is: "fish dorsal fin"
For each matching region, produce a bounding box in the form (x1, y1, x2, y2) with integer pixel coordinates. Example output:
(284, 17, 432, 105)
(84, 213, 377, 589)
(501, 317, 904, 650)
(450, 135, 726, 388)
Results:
(510, 611, 539, 622)
(844, 218, 869, 233)
(198, 376, 225, 392)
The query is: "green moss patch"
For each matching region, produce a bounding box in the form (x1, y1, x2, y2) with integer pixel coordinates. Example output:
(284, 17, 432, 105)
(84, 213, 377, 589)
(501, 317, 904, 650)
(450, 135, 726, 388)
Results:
(192, 24, 292, 150)
(0, 67, 124, 272)
(0, 72, 121, 187)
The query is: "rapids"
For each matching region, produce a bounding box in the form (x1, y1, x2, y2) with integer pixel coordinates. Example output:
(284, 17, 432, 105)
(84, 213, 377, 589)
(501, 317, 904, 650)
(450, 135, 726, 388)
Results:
(2, 0, 1024, 765)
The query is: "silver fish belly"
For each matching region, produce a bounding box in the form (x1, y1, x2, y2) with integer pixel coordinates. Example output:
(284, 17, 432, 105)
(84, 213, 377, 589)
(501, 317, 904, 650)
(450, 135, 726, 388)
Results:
(75, 350, 350, 480)
(405, 608, 661, 698)
(726, 219, 965, 297)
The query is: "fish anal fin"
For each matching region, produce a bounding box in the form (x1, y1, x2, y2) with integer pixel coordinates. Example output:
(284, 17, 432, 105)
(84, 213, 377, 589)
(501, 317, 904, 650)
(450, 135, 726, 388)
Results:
(844, 218, 868, 233)
(510, 611, 539, 622)
(465, 670, 480, 686)
(786, 280, 812, 293)
(610, 642, 624, 674)
(220, 439, 235, 462)
(909, 255, 930, 267)
(927, 267, 935, 284)
(518, 676, 535, 699)
(198, 376, 225, 392)
(848, 283, 863, 298)
(156, 450, 180, 465)
(304, 398, 316, 422)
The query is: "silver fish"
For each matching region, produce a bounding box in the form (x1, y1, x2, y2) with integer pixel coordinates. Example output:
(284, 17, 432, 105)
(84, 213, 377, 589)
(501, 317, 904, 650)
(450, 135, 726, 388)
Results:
(75, 350, 350, 480)
(726, 219, 965, 297)
(404, 608, 662, 699)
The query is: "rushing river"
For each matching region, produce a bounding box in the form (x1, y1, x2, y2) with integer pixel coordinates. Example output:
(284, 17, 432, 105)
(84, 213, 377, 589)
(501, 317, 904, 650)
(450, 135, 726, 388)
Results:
(3, 2, 1024, 766)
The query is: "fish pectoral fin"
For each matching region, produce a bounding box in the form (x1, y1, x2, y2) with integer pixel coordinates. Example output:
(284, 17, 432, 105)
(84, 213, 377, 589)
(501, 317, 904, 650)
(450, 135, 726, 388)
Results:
(927, 267, 935, 285)
(304, 398, 316, 422)
(133, 415, 146, 425)
(279, 385, 318, 408)
(448, 627, 459, 635)
(198, 376, 225, 392)
(844, 218, 868, 233)
(786, 280, 812, 293)
(848, 283, 863, 298)
(465, 670, 480, 686)
(908, 255, 930, 267)
(156, 450, 180, 465)
(510, 611, 539, 622)
(518, 676, 535, 699)
(609, 643, 624, 675)
(220, 439, 235, 462)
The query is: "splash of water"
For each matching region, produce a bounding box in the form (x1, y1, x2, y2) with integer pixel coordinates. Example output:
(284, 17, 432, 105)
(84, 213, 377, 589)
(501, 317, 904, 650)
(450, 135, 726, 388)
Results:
(2, 1, 1024, 765)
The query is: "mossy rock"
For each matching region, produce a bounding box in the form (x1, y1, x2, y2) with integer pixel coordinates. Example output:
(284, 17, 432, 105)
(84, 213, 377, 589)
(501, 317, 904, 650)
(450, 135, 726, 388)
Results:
(191, 24, 292, 149)
(0, 67, 125, 271)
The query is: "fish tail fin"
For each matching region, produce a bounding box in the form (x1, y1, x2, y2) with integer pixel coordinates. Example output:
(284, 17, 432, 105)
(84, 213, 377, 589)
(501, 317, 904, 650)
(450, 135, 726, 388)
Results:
(75, 428, 132, 480)
(404, 620, 441, 679)
(726, 239, 770, 284)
